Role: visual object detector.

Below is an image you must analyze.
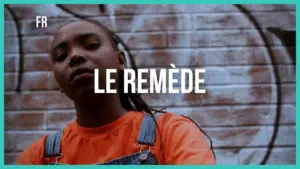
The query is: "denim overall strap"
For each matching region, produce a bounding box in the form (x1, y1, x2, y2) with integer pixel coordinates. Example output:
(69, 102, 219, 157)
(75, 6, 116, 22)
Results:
(99, 113, 161, 165)
(44, 131, 63, 158)
(137, 113, 159, 146)
(43, 113, 161, 165)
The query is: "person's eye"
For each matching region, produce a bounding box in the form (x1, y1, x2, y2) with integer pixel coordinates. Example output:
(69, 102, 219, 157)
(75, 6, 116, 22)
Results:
(55, 53, 68, 62)
(85, 43, 100, 50)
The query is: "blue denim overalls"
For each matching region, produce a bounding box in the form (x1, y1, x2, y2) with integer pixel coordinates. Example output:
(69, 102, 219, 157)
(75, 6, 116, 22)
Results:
(43, 113, 159, 165)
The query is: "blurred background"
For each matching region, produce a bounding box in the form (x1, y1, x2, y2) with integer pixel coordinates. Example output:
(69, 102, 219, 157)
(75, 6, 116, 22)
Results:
(4, 4, 296, 164)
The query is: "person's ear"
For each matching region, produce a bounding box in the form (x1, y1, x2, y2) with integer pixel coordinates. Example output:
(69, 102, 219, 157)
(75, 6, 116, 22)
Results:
(117, 51, 126, 70)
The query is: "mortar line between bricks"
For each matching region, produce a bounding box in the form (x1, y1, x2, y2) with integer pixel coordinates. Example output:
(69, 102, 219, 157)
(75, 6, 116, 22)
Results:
(3, 84, 296, 93)
(3, 64, 297, 74)
(3, 46, 296, 56)
(4, 103, 296, 112)
(4, 27, 297, 38)
(213, 145, 296, 150)
(4, 9, 297, 21)
(4, 152, 20, 155)
(3, 64, 296, 73)
(4, 123, 296, 131)
(4, 10, 297, 22)
(152, 104, 296, 109)
(3, 44, 295, 52)
(5, 27, 298, 36)
(5, 104, 296, 111)
(4, 26, 297, 37)
(43, 110, 47, 130)
(3, 45, 296, 54)
(129, 46, 296, 51)
(4, 83, 296, 93)
(5, 110, 75, 113)
(4, 102, 296, 108)
(4, 130, 58, 134)
(213, 145, 296, 149)
(4, 103, 296, 109)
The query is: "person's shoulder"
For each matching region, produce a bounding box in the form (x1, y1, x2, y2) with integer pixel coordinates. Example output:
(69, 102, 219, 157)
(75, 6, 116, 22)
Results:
(130, 111, 196, 129)
(15, 135, 48, 164)
(156, 112, 193, 124)
(155, 111, 203, 135)
(23, 134, 47, 153)
(131, 111, 187, 122)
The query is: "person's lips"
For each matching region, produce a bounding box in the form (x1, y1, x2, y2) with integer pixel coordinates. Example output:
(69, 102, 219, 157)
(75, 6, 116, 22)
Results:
(69, 68, 94, 83)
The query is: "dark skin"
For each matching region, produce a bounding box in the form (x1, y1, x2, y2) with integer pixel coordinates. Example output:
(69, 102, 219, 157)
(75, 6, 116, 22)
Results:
(50, 20, 127, 128)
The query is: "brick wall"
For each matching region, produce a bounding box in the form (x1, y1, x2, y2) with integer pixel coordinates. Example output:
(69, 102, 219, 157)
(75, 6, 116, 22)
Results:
(4, 4, 296, 164)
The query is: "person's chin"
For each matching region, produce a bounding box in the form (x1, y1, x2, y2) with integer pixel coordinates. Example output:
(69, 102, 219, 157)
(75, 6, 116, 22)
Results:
(76, 84, 96, 97)
(70, 79, 96, 99)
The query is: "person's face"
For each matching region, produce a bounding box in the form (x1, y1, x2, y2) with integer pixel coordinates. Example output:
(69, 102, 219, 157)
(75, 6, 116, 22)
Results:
(50, 21, 125, 101)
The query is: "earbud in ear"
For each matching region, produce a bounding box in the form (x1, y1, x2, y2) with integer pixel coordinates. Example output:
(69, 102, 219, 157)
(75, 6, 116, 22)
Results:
(117, 51, 126, 70)
(118, 55, 125, 64)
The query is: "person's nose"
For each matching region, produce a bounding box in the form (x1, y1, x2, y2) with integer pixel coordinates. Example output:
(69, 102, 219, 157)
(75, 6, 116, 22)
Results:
(68, 49, 87, 67)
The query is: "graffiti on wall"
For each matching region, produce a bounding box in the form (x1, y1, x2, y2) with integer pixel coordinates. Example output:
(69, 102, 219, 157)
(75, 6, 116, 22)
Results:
(4, 4, 296, 164)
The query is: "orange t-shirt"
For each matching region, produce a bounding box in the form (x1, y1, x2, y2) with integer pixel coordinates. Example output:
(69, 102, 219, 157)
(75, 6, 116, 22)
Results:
(16, 111, 216, 165)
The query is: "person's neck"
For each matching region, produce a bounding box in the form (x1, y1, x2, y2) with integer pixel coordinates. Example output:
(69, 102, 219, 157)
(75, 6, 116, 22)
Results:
(74, 94, 127, 128)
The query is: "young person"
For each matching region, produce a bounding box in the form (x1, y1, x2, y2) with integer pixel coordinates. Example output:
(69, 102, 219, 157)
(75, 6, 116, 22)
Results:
(15, 20, 216, 165)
